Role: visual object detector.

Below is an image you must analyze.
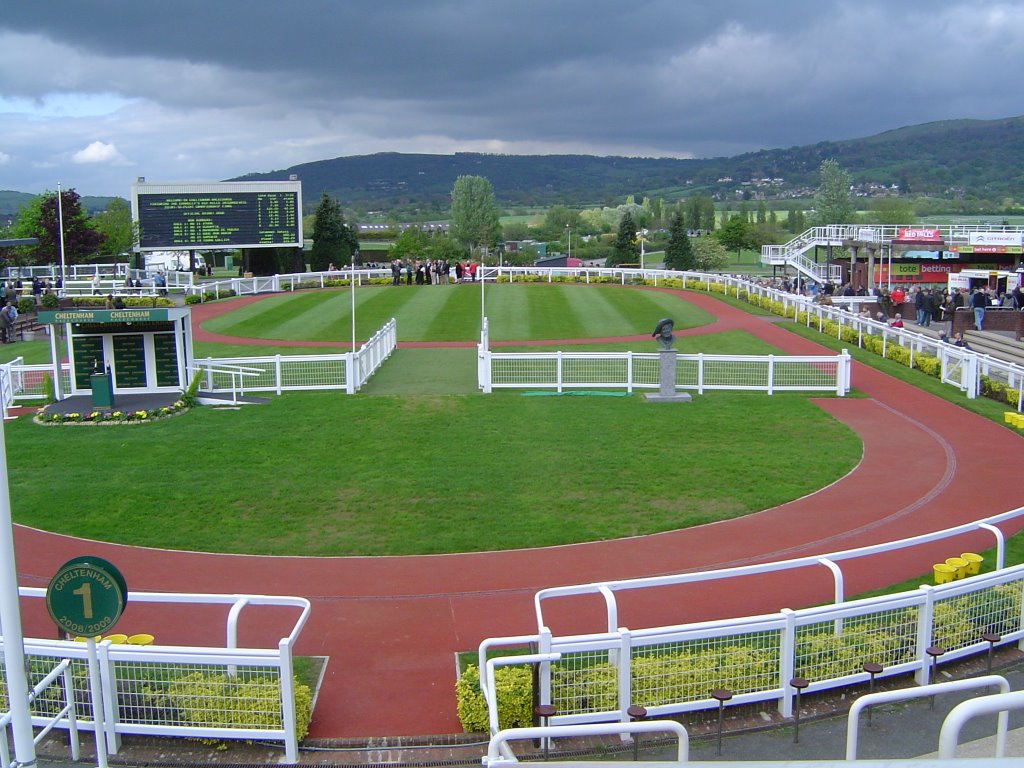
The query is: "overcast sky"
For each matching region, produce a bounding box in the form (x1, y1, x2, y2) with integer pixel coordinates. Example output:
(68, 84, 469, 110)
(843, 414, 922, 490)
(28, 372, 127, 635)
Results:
(2, 0, 1024, 197)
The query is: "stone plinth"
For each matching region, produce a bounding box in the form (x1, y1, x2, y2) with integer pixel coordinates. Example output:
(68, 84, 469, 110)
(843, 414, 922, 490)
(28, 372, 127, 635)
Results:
(644, 349, 692, 403)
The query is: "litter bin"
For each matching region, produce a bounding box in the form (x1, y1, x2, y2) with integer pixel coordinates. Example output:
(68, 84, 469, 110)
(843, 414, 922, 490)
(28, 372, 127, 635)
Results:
(90, 371, 115, 408)
(960, 552, 983, 576)
(933, 563, 956, 584)
(945, 557, 969, 579)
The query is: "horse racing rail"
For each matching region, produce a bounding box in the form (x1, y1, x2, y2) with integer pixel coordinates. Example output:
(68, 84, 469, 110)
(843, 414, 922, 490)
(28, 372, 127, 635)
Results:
(1, 589, 310, 763)
(477, 507, 1024, 736)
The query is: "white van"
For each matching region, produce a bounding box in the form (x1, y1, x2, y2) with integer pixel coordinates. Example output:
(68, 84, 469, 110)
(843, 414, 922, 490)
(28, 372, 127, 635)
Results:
(143, 251, 207, 272)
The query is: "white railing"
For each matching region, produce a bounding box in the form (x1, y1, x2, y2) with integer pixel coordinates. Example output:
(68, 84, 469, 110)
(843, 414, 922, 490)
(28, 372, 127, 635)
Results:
(847, 675, 1012, 760)
(3, 589, 310, 763)
(18, 265, 1021, 406)
(188, 362, 263, 403)
(740, 280, 1024, 403)
(485, 720, 690, 767)
(185, 269, 391, 300)
(192, 318, 397, 396)
(0, 658, 82, 768)
(476, 508, 1024, 735)
(761, 223, 1024, 275)
(478, 345, 851, 396)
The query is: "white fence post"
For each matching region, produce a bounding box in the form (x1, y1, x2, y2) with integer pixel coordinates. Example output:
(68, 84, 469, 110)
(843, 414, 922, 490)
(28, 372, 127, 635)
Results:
(915, 585, 937, 685)
(778, 608, 796, 718)
(279, 638, 299, 763)
(616, 627, 633, 735)
(98, 640, 121, 754)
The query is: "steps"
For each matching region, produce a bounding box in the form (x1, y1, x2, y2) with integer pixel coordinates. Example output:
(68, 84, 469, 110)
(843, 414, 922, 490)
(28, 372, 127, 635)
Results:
(962, 330, 1024, 366)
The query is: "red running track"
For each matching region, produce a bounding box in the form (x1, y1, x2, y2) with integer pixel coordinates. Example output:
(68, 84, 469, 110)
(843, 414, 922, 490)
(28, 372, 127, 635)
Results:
(12, 286, 1024, 738)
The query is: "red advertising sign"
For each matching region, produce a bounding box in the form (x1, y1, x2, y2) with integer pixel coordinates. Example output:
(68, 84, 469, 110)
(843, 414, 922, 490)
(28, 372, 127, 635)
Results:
(895, 227, 943, 243)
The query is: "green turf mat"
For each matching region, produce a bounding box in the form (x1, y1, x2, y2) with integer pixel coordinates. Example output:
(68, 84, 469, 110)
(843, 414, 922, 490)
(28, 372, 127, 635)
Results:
(522, 390, 632, 397)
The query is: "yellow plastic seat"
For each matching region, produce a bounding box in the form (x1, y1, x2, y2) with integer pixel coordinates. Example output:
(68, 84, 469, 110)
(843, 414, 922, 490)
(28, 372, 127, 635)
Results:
(103, 633, 128, 644)
(127, 633, 154, 646)
(73, 635, 101, 642)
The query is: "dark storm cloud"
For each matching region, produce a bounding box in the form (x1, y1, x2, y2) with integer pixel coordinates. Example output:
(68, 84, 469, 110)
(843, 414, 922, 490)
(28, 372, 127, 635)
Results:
(2, 1, 1023, 194)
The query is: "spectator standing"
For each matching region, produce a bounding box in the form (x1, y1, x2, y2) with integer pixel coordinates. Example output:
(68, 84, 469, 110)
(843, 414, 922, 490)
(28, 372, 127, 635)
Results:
(970, 287, 989, 330)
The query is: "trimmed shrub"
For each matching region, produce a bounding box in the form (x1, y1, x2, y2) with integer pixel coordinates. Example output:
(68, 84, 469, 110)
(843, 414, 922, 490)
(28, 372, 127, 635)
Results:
(455, 664, 533, 733)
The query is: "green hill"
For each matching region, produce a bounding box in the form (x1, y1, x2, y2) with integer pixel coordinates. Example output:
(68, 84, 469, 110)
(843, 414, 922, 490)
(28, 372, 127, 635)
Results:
(230, 115, 1024, 211)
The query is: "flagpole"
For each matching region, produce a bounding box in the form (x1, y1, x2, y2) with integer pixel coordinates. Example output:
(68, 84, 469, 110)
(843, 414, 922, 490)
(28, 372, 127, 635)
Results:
(57, 182, 67, 291)
(480, 247, 486, 328)
(0, 413, 37, 768)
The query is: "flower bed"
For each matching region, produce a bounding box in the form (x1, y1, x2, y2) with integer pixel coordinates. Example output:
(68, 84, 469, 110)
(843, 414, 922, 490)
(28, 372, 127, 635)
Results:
(34, 400, 191, 426)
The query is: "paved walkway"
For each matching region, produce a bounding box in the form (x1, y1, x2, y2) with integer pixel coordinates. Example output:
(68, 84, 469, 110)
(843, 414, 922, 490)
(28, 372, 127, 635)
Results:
(13, 286, 1024, 740)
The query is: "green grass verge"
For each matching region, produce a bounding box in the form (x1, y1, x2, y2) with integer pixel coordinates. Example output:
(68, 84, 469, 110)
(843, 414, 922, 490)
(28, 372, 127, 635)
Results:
(8, 388, 858, 556)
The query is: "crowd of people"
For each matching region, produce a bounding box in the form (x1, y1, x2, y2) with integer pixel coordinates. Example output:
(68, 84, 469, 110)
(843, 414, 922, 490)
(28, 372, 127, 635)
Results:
(387, 259, 478, 285)
(753, 274, 1024, 335)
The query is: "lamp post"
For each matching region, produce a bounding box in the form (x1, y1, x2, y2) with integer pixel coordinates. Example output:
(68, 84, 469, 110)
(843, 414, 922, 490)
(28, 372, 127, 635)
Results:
(637, 228, 648, 270)
(350, 257, 357, 353)
(480, 244, 486, 328)
(566, 224, 571, 263)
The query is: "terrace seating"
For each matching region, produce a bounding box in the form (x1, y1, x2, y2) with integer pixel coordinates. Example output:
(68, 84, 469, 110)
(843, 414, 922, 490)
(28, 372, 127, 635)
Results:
(963, 330, 1024, 366)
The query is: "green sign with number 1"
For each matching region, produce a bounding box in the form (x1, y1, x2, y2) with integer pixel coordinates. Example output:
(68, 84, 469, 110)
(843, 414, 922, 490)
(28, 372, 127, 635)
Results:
(46, 556, 127, 637)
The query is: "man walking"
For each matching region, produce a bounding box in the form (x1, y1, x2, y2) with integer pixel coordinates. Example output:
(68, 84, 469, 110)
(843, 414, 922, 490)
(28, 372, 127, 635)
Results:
(970, 287, 989, 331)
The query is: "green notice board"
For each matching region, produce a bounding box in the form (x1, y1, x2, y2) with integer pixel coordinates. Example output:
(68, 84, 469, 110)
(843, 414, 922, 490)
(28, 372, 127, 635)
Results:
(153, 333, 180, 387)
(112, 334, 146, 388)
(72, 336, 105, 389)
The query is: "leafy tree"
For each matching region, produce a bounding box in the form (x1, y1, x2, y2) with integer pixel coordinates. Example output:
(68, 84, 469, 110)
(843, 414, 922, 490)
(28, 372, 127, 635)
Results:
(92, 198, 136, 260)
(539, 205, 579, 240)
(502, 243, 538, 266)
(867, 197, 916, 226)
(663, 212, 695, 271)
(248, 246, 300, 276)
(309, 192, 359, 271)
(9, 188, 103, 267)
(756, 201, 767, 224)
(692, 236, 730, 272)
(449, 175, 502, 261)
(607, 211, 640, 267)
(389, 227, 429, 262)
(715, 214, 752, 256)
(424, 234, 467, 263)
(787, 206, 807, 233)
(502, 221, 532, 241)
(813, 159, 854, 225)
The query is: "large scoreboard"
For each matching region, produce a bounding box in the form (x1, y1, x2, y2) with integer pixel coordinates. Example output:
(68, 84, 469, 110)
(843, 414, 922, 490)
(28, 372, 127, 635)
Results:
(131, 181, 303, 250)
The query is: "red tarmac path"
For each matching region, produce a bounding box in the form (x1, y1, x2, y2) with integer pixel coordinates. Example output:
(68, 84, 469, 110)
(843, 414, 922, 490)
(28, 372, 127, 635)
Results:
(12, 286, 1024, 739)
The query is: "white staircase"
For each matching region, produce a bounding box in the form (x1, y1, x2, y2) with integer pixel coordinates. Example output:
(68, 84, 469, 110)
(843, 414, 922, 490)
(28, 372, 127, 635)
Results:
(761, 225, 852, 283)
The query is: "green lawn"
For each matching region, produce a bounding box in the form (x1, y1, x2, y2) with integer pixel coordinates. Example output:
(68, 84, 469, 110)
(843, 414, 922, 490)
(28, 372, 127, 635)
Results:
(5, 285, 861, 556)
(202, 284, 715, 343)
(7, 389, 858, 556)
